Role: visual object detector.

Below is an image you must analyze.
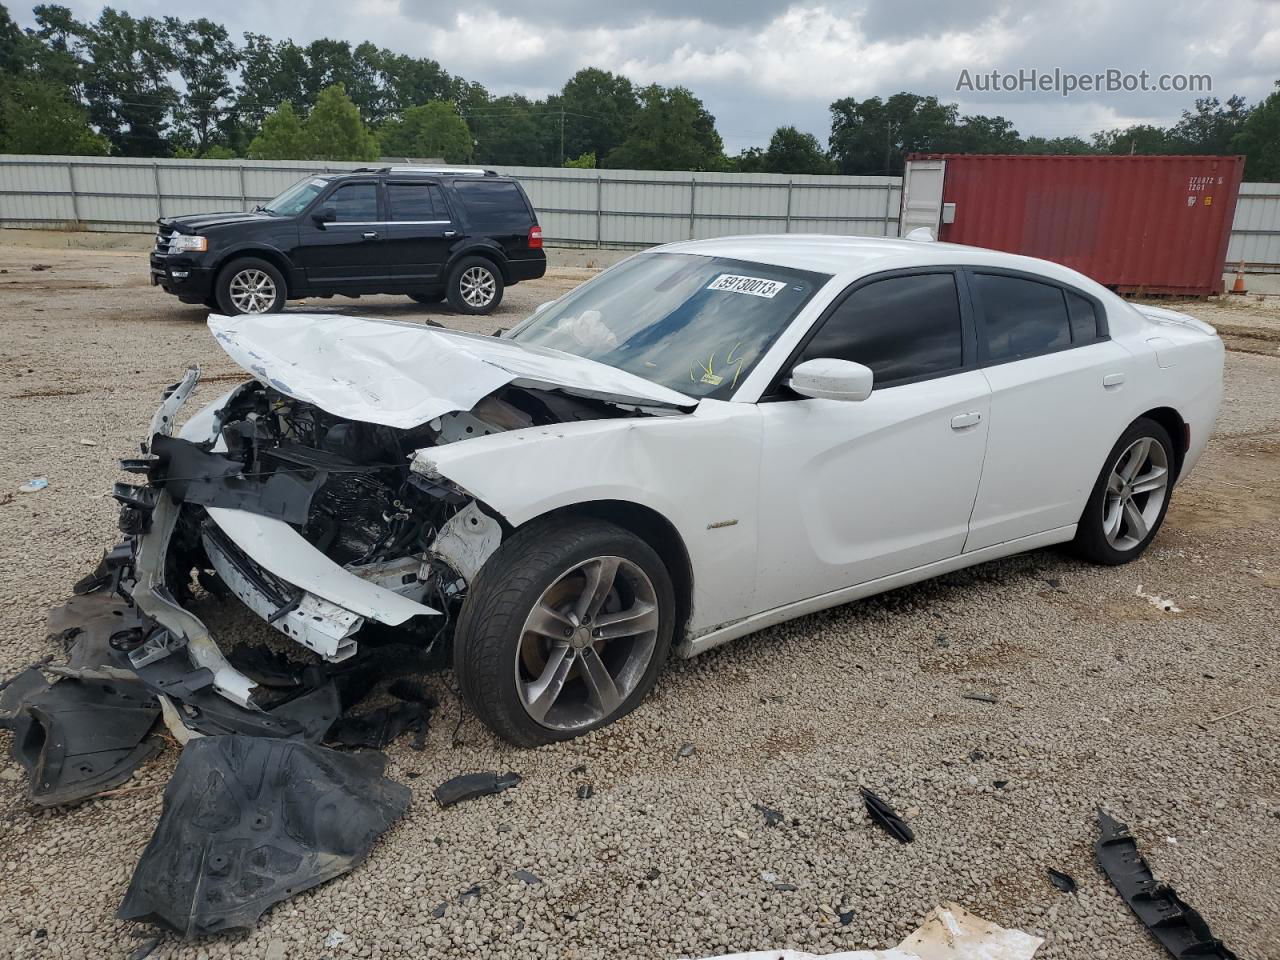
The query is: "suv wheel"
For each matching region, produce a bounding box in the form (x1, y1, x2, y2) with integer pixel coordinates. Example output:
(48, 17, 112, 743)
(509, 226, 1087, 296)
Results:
(216, 257, 287, 315)
(454, 517, 674, 746)
(447, 256, 504, 315)
(1072, 417, 1175, 565)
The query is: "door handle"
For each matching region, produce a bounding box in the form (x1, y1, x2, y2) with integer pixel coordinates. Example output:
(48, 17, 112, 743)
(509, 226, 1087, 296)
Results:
(1103, 372, 1126, 388)
(361, 231, 379, 240)
(951, 412, 982, 430)
(443, 230, 457, 238)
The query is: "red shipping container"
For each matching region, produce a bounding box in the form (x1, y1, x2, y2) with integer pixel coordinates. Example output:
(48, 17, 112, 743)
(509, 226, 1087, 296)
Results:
(905, 154, 1244, 297)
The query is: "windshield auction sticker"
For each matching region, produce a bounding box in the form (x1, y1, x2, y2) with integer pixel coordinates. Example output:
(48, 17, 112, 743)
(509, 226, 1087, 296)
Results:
(707, 274, 787, 298)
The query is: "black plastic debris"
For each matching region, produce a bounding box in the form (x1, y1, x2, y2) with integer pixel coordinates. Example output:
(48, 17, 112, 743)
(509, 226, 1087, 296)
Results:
(676, 742, 696, 758)
(434, 771, 521, 807)
(772, 882, 798, 892)
(1048, 868, 1077, 894)
(577, 784, 594, 800)
(118, 735, 410, 937)
(430, 901, 447, 918)
(4, 675, 160, 806)
(326, 698, 434, 750)
(1095, 809, 1238, 960)
(961, 692, 998, 704)
(838, 908, 855, 925)
(512, 869, 542, 885)
(457, 884, 483, 904)
(860, 787, 915, 844)
(0, 667, 48, 724)
(754, 802, 784, 827)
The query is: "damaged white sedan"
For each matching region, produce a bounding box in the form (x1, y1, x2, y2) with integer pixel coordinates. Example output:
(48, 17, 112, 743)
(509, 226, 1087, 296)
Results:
(110, 235, 1223, 745)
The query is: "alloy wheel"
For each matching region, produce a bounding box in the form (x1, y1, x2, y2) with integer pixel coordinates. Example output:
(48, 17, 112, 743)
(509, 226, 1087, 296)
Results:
(515, 556, 660, 731)
(459, 266, 497, 308)
(228, 269, 277, 314)
(1102, 436, 1170, 551)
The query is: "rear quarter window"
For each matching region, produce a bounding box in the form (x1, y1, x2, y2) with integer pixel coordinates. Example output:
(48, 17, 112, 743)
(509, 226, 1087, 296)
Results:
(452, 180, 533, 230)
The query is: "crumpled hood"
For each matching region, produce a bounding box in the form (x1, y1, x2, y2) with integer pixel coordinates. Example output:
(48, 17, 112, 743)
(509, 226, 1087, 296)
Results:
(208, 313, 695, 429)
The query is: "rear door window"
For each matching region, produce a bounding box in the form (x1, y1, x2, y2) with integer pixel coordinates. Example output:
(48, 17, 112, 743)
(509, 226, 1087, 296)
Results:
(1067, 291, 1098, 342)
(452, 180, 532, 230)
(327, 183, 378, 222)
(974, 273, 1072, 362)
(798, 272, 964, 387)
(387, 183, 450, 221)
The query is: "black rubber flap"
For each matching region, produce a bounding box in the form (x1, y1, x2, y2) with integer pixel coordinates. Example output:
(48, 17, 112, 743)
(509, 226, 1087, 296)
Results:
(117, 735, 410, 937)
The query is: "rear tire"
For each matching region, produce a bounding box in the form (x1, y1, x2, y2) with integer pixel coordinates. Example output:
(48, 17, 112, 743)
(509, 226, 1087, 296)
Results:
(215, 257, 287, 316)
(1072, 417, 1175, 565)
(446, 256, 504, 315)
(454, 516, 674, 746)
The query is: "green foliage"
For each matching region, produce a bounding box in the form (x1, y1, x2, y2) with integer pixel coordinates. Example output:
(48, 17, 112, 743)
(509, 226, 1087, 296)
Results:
(380, 101, 472, 162)
(1022, 135, 1096, 154)
(829, 93, 964, 175)
(552, 68, 637, 162)
(762, 126, 831, 174)
(1092, 124, 1177, 155)
(1170, 96, 1250, 153)
(201, 144, 238, 159)
(0, 76, 108, 155)
(303, 84, 379, 161)
(165, 17, 240, 155)
(564, 150, 596, 168)
(1233, 82, 1280, 180)
(246, 101, 307, 159)
(467, 93, 549, 165)
(78, 8, 179, 156)
(606, 85, 725, 171)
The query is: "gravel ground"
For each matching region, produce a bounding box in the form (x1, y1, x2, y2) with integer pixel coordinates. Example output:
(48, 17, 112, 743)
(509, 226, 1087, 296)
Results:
(0, 236, 1277, 960)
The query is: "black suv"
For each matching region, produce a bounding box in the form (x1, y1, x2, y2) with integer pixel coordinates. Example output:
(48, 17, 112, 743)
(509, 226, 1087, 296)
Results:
(150, 167, 546, 316)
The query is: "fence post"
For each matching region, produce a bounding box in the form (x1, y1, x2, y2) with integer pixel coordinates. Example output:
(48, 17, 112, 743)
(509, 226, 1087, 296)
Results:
(884, 181, 895, 237)
(67, 161, 81, 224)
(238, 163, 248, 210)
(688, 179, 697, 240)
(784, 180, 793, 233)
(596, 175, 603, 248)
(152, 162, 163, 220)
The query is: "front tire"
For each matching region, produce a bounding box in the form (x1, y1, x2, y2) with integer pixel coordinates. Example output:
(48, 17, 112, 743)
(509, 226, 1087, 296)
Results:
(1072, 417, 1175, 565)
(454, 517, 675, 746)
(446, 256, 504, 315)
(215, 257, 287, 316)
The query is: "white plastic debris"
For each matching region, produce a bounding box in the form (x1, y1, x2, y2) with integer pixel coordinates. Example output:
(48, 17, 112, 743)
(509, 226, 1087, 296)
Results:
(1136, 584, 1183, 613)
(323, 929, 348, 948)
(691, 902, 1042, 960)
(18, 477, 48, 493)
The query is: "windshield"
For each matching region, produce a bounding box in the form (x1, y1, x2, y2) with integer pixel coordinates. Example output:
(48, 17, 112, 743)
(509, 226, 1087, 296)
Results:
(262, 177, 330, 216)
(509, 253, 829, 398)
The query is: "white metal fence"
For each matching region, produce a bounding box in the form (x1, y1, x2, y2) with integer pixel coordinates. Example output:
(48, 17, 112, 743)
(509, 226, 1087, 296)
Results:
(0, 155, 901, 247)
(1, 154, 1276, 269)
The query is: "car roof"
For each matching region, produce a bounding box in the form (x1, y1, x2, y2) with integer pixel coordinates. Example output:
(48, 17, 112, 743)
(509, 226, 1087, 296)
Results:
(656, 233, 1108, 294)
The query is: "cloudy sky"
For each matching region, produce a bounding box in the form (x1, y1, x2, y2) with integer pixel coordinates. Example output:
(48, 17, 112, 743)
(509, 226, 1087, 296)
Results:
(15, 0, 1280, 152)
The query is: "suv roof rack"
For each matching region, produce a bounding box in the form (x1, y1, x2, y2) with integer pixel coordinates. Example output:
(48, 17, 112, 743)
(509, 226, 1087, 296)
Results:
(347, 165, 496, 177)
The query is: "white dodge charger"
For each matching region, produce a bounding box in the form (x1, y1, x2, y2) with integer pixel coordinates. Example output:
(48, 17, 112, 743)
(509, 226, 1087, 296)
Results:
(122, 234, 1223, 746)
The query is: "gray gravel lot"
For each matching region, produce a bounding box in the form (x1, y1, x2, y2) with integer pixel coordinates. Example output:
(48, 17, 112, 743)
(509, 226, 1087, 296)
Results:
(0, 236, 1277, 960)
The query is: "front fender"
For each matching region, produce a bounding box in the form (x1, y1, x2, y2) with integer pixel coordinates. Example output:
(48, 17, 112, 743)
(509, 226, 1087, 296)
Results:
(413, 401, 762, 636)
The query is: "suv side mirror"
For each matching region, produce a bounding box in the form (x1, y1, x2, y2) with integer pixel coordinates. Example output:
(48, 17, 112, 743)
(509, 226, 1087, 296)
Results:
(312, 207, 336, 227)
(788, 358, 874, 402)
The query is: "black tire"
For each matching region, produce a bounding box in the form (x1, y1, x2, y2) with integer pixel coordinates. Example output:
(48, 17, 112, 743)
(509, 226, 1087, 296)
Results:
(409, 290, 445, 304)
(454, 516, 675, 747)
(203, 295, 221, 311)
(214, 257, 287, 316)
(1072, 417, 1176, 565)
(446, 256, 504, 315)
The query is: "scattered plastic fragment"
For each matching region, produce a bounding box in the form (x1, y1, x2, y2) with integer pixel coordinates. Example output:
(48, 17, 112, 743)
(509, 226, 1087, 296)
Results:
(698, 901, 1042, 959)
(754, 802, 784, 826)
(645, 867, 661, 881)
(323, 930, 347, 948)
(19, 477, 48, 493)
(961, 692, 998, 704)
(127, 938, 161, 960)
(1095, 809, 1237, 960)
(772, 882, 798, 892)
(1047, 868, 1077, 894)
(577, 784, 594, 800)
(860, 788, 914, 844)
(326, 698, 433, 750)
(837, 908, 855, 926)
(512, 869, 542, 885)
(431, 902, 447, 918)
(434, 770, 521, 807)
(1136, 585, 1183, 613)
(457, 884, 483, 903)
(677, 742, 696, 758)
(31, 263, 51, 271)
(117, 736, 410, 937)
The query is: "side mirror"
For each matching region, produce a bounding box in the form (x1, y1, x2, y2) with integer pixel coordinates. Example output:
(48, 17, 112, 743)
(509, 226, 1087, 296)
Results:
(311, 207, 336, 227)
(787, 358, 874, 402)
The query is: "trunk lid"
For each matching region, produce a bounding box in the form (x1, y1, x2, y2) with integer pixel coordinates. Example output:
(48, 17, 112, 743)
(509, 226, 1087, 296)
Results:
(208, 313, 696, 429)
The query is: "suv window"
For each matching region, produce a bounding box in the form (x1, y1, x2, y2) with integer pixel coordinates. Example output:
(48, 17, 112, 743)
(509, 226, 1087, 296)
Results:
(975, 273, 1071, 361)
(798, 272, 964, 387)
(328, 183, 378, 222)
(452, 180, 531, 229)
(388, 183, 450, 221)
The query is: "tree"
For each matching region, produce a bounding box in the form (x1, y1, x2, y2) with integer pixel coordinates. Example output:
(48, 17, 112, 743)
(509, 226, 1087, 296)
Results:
(1233, 81, 1280, 180)
(236, 33, 311, 127)
(28, 4, 87, 100)
(829, 93, 958, 175)
(77, 8, 178, 156)
(466, 92, 552, 165)
(380, 101, 472, 162)
(550, 68, 638, 164)
(1170, 96, 1250, 153)
(0, 77, 108, 155)
(246, 101, 307, 159)
(165, 17, 240, 156)
(564, 150, 595, 168)
(1022, 135, 1095, 154)
(302, 84, 378, 161)
(761, 126, 831, 174)
(1092, 124, 1175, 155)
(606, 85, 725, 171)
